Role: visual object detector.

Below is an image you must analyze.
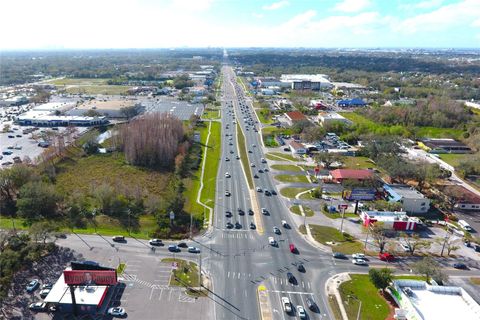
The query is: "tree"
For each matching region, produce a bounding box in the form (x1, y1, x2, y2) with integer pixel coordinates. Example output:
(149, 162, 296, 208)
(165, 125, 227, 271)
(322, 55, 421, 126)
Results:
(292, 119, 313, 134)
(412, 257, 448, 283)
(436, 234, 461, 256)
(370, 222, 389, 253)
(314, 152, 341, 169)
(361, 135, 403, 161)
(370, 200, 403, 212)
(120, 105, 140, 120)
(29, 221, 59, 244)
(83, 109, 102, 117)
(301, 126, 325, 142)
(414, 162, 443, 191)
(82, 138, 100, 155)
(16, 181, 60, 222)
(399, 232, 431, 255)
(0, 165, 38, 215)
(369, 268, 393, 293)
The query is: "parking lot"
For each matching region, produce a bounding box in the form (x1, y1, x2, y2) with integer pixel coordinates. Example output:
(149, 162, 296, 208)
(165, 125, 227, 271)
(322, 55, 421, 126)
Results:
(140, 96, 204, 120)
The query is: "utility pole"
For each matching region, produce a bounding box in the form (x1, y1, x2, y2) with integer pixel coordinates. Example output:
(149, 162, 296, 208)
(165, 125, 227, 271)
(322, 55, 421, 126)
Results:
(364, 224, 370, 250)
(440, 233, 449, 257)
(340, 207, 346, 233)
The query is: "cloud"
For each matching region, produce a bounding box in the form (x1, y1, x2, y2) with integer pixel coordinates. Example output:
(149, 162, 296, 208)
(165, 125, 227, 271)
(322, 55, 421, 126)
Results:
(252, 12, 264, 18)
(415, 0, 444, 9)
(394, 0, 480, 34)
(262, 1, 289, 11)
(333, 0, 371, 13)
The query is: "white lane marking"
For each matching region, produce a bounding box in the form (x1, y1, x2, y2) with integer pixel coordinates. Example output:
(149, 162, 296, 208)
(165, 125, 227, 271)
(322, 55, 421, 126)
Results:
(268, 290, 314, 295)
(149, 288, 155, 300)
(227, 271, 230, 278)
(238, 272, 241, 279)
(307, 282, 311, 289)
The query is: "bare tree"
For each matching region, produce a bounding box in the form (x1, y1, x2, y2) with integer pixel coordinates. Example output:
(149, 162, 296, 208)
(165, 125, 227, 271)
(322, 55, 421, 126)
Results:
(370, 222, 389, 253)
(436, 234, 461, 256)
(399, 232, 431, 255)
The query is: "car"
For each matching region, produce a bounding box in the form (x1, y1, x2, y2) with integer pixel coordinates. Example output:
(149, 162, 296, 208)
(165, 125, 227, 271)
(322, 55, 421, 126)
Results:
(168, 245, 180, 252)
(7, 135, 14, 138)
(225, 157, 230, 161)
(256, 187, 262, 192)
(1, 161, 13, 166)
(112, 236, 125, 242)
(149, 239, 163, 246)
(107, 307, 126, 316)
(229, 150, 234, 154)
(258, 169, 263, 173)
(249, 222, 256, 229)
(297, 305, 307, 319)
(254, 174, 259, 178)
(29, 302, 46, 311)
(281, 297, 292, 313)
(352, 258, 368, 265)
(281, 220, 289, 228)
(264, 190, 271, 196)
(306, 297, 318, 311)
(14, 145, 22, 150)
(225, 211, 232, 218)
(225, 172, 231, 178)
(251, 144, 256, 147)
(297, 263, 305, 272)
(268, 236, 277, 246)
(38, 141, 50, 148)
(379, 253, 395, 262)
(261, 208, 268, 215)
(264, 168, 269, 172)
(238, 209, 245, 216)
(2, 150, 13, 155)
(39, 288, 51, 298)
(248, 150, 253, 153)
(225, 191, 231, 197)
(289, 243, 297, 253)
(235, 221, 242, 229)
(250, 163, 255, 167)
(261, 158, 266, 163)
(16, 134, 22, 137)
(401, 244, 412, 252)
(26, 279, 40, 292)
(287, 272, 295, 283)
(235, 155, 240, 160)
(229, 142, 233, 146)
(352, 253, 365, 259)
(273, 226, 281, 234)
(178, 242, 188, 248)
(453, 262, 468, 270)
(248, 208, 254, 215)
(41, 283, 53, 290)
(333, 252, 348, 259)
(226, 222, 234, 229)
(188, 246, 200, 253)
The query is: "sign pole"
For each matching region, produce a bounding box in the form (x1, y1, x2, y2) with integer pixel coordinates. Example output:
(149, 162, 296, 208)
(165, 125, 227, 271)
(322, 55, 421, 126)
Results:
(340, 207, 345, 233)
(69, 285, 77, 316)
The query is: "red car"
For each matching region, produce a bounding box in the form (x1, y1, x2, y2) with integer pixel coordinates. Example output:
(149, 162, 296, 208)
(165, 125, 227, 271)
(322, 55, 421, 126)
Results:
(379, 253, 395, 262)
(289, 243, 297, 253)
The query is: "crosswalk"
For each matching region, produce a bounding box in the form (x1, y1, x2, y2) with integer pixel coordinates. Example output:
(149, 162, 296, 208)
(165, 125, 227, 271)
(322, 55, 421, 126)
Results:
(221, 232, 255, 239)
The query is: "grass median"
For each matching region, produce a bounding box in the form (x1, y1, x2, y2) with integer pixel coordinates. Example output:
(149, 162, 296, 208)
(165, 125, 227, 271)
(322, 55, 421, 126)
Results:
(162, 258, 200, 287)
(237, 123, 253, 189)
(290, 205, 314, 217)
(270, 164, 302, 172)
(275, 174, 309, 183)
(265, 152, 299, 162)
(280, 187, 310, 198)
(309, 224, 364, 254)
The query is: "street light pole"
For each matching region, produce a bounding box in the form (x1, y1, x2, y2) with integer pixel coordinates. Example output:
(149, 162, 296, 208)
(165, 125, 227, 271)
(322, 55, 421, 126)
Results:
(340, 207, 346, 233)
(92, 209, 97, 234)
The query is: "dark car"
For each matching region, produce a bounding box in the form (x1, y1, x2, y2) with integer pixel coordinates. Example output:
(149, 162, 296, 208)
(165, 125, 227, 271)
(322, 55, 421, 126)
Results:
(254, 174, 259, 179)
(453, 263, 468, 270)
(225, 211, 232, 218)
(333, 252, 348, 259)
(270, 190, 277, 195)
(226, 222, 234, 229)
(287, 272, 296, 284)
(178, 242, 188, 248)
(168, 245, 180, 252)
(264, 190, 271, 196)
(250, 222, 256, 229)
(235, 222, 242, 229)
(306, 297, 318, 312)
(297, 263, 305, 272)
(248, 209, 254, 215)
(238, 208, 244, 216)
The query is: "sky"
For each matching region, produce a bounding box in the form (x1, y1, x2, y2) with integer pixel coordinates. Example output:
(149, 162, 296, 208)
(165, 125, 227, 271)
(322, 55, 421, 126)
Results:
(0, 0, 479, 49)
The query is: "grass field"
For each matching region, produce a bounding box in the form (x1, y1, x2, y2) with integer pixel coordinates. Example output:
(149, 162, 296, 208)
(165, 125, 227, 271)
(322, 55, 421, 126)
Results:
(290, 205, 314, 217)
(203, 109, 221, 120)
(299, 188, 321, 200)
(253, 101, 273, 124)
(341, 156, 377, 170)
(184, 121, 221, 220)
(340, 112, 463, 139)
(309, 225, 364, 254)
(470, 277, 480, 285)
(48, 78, 110, 85)
(275, 174, 309, 183)
(339, 274, 390, 320)
(270, 164, 302, 172)
(438, 153, 471, 167)
(280, 187, 310, 198)
(265, 152, 299, 162)
(162, 258, 200, 287)
(237, 123, 254, 189)
(65, 85, 130, 95)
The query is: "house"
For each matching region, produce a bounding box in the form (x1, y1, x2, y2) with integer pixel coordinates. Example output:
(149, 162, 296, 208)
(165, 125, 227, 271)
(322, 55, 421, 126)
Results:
(289, 141, 306, 155)
(330, 169, 373, 183)
(317, 112, 352, 126)
(284, 111, 307, 126)
(419, 138, 472, 154)
(361, 210, 418, 231)
(384, 184, 431, 214)
(337, 98, 367, 108)
(441, 185, 480, 211)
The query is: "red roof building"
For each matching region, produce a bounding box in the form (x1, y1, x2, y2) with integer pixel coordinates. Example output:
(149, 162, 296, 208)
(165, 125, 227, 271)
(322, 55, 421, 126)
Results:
(285, 111, 307, 126)
(330, 169, 373, 183)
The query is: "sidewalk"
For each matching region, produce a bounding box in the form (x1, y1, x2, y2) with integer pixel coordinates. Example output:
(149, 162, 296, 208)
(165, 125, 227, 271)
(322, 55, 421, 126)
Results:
(325, 273, 351, 320)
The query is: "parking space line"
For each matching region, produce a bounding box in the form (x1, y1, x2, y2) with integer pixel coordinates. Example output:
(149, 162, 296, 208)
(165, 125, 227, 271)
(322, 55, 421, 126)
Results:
(158, 289, 164, 301)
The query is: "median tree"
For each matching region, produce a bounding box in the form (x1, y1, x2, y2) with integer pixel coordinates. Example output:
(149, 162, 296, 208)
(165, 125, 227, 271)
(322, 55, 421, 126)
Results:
(412, 256, 448, 283)
(369, 268, 393, 293)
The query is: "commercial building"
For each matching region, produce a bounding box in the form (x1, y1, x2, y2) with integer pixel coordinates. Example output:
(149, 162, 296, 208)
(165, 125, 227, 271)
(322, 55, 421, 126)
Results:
(0, 96, 29, 107)
(289, 141, 306, 155)
(329, 169, 373, 183)
(284, 111, 308, 126)
(390, 280, 480, 320)
(384, 184, 431, 214)
(16, 114, 108, 127)
(317, 112, 352, 126)
(419, 138, 472, 154)
(441, 185, 480, 211)
(337, 98, 367, 107)
(280, 74, 333, 91)
(69, 99, 143, 118)
(360, 210, 418, 231)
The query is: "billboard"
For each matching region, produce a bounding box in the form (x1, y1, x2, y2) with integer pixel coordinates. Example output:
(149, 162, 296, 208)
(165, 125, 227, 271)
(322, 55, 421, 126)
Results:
(344, 188, 376, 201)
(63, 270, 117, 286)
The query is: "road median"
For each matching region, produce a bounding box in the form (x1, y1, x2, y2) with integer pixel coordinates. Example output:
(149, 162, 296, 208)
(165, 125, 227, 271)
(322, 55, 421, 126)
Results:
(257, 284, 273, 320)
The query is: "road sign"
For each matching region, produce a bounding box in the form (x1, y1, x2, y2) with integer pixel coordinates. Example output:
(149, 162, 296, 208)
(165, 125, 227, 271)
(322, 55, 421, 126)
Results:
(172, 262, 178, 270)
(338, 204, 349, 210)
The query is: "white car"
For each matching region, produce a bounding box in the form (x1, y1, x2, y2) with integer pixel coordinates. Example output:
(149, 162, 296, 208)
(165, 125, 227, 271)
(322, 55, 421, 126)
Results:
(225, 172, 231, 178)
(256, 187, 262, 192)
(282, 297, 292, 313)
(352, 258, 368, 266)
(188, 246, 200, 253)
(352, 253, 365, 259)
(261, 208, 268, 215)
(39, 288, 51, 298)
(268, 237, 277, 246)
(108, 307, 126, 316)
(273, 226, 281, 234)
(250, 163, 255, 167)
(297, 305, 307, 319)
(281, 220, 289, 228)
